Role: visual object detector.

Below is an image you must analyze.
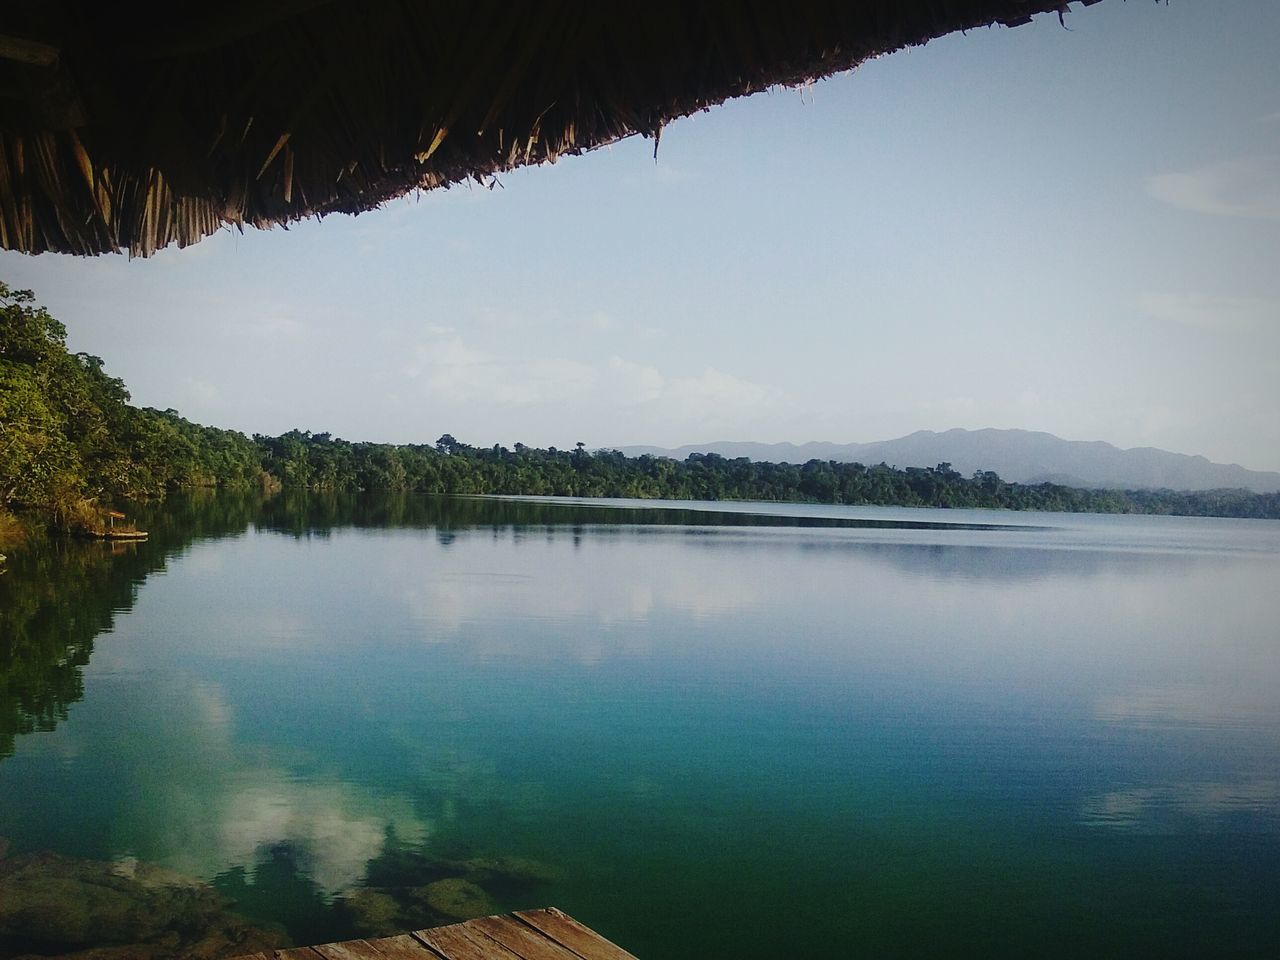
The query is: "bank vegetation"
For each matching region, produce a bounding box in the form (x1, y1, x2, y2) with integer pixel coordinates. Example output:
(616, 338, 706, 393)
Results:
(3, 283, 1276, 533)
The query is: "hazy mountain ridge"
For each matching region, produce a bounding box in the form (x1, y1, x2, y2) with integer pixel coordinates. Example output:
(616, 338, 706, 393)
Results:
(617, 429, 1280, 494)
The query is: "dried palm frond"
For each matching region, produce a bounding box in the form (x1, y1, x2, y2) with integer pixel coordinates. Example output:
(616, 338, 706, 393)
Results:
(0, 1, 1092, 257)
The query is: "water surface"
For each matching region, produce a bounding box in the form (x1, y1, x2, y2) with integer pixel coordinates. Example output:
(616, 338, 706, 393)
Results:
(1, 493, 1278, 957)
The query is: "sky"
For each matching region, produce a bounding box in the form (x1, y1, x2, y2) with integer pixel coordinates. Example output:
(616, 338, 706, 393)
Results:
(2, 1, 1278, 471)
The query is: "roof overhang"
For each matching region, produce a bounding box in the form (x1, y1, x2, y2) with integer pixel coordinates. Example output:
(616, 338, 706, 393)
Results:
(0, 1, 1106, 257)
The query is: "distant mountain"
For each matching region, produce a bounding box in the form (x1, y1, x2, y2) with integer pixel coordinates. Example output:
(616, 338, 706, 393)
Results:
(617, 429, 1280, 494)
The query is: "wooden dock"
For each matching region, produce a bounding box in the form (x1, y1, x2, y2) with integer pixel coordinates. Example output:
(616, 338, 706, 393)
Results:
(233, 908, 638, 960)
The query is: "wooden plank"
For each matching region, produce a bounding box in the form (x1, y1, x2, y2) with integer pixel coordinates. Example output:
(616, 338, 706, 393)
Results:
(233, 910, 632, 960)
(312, 943, 383, 960)
(514, 909, 639, 960)
(314, 935, 439, 959)
(464, 915, 583, 960)
(413, 922, 524, 960)
(371, 934, 449, 959)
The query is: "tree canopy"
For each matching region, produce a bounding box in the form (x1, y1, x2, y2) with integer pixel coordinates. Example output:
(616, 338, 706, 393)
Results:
(2, 283, 1276, 527)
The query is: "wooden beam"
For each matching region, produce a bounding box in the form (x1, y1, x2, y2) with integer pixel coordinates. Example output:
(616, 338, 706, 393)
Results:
(231, 909, 636, 960)
(514, 909, 638, 960)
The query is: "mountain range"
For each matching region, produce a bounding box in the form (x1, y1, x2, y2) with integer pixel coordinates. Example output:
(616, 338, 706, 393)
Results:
(617, 429, 1280, 494)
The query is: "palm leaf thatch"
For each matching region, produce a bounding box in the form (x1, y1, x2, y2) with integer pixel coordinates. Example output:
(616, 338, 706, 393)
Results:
(0, 1, 1105, 257)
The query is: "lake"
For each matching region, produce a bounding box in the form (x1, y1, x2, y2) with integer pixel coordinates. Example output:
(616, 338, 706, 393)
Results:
(2, 492, 1278, 958)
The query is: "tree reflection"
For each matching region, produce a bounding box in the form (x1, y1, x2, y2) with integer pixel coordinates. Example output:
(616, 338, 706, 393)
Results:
(0, 489, 264, 759)
(0, 488, 1030, 760)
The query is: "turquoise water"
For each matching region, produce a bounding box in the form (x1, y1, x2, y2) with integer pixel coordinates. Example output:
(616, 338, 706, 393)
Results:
(2, 493, 1279, 957)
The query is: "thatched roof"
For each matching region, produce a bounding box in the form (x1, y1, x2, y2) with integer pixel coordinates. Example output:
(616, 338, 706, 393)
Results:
(0, 1, 1102, 257)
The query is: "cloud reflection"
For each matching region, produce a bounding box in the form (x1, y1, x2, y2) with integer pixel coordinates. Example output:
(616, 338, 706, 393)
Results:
(38, 674, 428, 895)
(1080, 781, 1280, 832)
(213, 780, 426, 892)
(397, 531, 766, 645)
(1094, 683, 1280, 728)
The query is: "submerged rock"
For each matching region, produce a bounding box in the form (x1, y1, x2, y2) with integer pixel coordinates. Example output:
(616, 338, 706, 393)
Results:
(414, 878, 495, 920)
(364, 844, 557, 893)
(0, 842, 558, 956)
(0, 852, 284, 959)
(338, 887, 403, 938)
(339, 851, 555, 933)
(460, 855, 559, 887)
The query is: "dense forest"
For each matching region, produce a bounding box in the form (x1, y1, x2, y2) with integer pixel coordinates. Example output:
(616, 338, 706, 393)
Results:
(2, 282, 1278, 531)
(0, 283, 260, 532)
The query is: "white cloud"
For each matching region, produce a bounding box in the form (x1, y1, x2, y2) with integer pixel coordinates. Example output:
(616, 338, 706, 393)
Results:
(607, 356, 667, 403)
(404, 329, 598, 405)
(666, 366, 784, 412)
(401, 329, 784, 424)
(1140, 292, 1278, 332)
(1146, 155, 1280, 219)
(603, 359, 786, 428)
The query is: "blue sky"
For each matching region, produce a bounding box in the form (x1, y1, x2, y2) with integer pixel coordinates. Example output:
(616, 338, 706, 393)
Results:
(3, 0, 1278, 470)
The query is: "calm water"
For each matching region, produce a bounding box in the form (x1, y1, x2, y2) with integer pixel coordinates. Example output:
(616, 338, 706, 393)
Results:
(2, 492, 1279, 958)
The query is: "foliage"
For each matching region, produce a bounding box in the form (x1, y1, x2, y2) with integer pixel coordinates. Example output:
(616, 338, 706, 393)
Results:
(244, 439, 1280, 519)
(2, 283, 1277, 525)
(0, 282, 262, 528)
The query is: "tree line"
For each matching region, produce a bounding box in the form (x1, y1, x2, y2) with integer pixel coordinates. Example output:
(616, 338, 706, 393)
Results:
(2, 282, 1277, 529)
(255, 434, 1279, 518)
